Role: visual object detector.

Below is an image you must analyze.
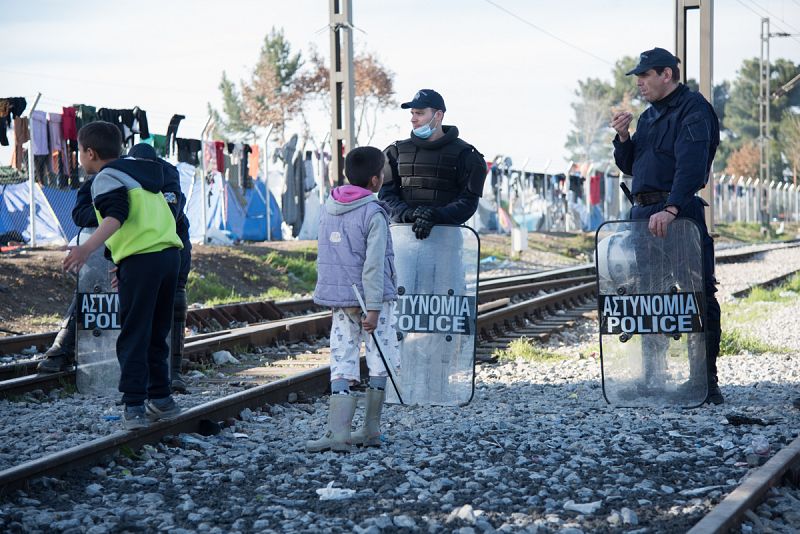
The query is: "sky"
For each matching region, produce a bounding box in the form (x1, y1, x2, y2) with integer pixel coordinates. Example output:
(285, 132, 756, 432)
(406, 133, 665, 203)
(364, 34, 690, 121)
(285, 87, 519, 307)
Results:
(2, 0, 799, 173)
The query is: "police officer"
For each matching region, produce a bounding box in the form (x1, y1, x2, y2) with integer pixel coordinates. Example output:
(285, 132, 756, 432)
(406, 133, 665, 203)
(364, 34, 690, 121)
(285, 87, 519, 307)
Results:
(379, 89, 487, 235)
(611, 47, 723, 405)
(379, 89, 487, 403)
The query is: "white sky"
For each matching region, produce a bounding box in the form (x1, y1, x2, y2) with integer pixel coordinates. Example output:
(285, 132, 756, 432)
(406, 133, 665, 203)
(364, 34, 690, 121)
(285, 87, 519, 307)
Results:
(2, 0, 799, 172)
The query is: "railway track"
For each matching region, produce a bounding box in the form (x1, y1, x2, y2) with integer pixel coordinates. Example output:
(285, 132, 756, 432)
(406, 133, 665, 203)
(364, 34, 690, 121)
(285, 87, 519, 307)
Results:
(1, 259, 798, 532)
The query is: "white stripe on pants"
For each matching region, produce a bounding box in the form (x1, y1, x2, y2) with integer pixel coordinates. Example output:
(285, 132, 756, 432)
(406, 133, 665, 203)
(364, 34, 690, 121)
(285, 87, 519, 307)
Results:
(329, 301, 400, 382)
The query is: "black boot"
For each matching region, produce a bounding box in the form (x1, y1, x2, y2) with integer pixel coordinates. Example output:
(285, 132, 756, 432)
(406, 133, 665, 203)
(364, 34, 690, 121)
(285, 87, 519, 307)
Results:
(170, 288, 187, 394)
(37, 303, 76, 373)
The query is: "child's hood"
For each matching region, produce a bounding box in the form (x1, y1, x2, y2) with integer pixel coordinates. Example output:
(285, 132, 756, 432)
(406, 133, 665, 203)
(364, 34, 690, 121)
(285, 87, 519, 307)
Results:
(325, 185, 376, 215)
(101, 157, 165, 193)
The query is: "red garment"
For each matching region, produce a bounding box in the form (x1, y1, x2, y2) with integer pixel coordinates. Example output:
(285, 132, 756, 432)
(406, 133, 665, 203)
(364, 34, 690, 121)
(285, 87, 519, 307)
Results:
(61, 107, 77, 141)
(214, 141, 225, 172)
(589, 173, 602, 205)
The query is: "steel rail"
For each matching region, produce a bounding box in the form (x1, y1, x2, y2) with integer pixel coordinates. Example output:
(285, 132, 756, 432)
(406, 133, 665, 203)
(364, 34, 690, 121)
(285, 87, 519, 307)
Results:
(688, 435, 800, 533)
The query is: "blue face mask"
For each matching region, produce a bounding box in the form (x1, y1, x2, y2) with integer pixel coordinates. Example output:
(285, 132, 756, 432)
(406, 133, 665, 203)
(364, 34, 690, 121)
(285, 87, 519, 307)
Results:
(412, 114, 438, 139)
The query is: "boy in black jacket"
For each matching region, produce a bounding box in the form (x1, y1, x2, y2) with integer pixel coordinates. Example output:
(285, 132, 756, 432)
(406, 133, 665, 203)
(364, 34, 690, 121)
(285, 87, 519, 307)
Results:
(37, 173, 99, 372)
(63, 122, 183, 429)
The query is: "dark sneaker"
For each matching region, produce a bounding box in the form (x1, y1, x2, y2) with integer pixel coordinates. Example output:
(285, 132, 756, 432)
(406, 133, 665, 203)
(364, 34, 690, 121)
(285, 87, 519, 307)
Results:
(36, 354, 73, 373)
(171, 375, 187, 394)
(123, 405, 148, 430)
(706, 384, 725, 405)
(145, 396, 182, 421)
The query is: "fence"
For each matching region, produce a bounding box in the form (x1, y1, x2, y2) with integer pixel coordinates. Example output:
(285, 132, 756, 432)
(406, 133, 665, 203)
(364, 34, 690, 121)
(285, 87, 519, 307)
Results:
(483, 169, 799, 234)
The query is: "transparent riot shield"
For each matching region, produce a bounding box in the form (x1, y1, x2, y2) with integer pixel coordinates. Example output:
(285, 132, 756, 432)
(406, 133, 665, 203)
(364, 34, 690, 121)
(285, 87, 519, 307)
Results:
(596, 219, 707, 407)
(75, 229, 120, 395)
(386, 224, 479, 406)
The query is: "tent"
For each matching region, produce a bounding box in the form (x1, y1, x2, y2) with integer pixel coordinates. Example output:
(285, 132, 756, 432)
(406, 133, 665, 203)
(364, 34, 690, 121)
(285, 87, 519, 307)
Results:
(1, 181, 67, 245)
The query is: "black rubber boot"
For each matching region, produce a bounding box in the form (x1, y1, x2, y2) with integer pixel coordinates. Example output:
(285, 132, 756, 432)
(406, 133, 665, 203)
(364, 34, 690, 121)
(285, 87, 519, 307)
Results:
(37, 303, 76, 373)
(170, 288, 187, 394)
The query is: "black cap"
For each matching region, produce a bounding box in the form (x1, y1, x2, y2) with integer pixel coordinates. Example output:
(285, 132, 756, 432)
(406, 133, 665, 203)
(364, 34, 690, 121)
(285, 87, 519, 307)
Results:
(128, 143, 158, 160)
(626, 47, 679, 75)
(400, 89, 446, 112)
(345, 146, 385, 187)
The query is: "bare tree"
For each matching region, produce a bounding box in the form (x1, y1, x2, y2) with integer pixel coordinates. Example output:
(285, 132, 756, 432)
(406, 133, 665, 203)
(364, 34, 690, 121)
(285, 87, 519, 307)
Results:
(724, 140, 760, 178)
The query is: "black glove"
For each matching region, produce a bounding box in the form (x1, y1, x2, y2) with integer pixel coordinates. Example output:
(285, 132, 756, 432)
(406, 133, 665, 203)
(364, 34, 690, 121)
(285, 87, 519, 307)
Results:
(412, 217, 435, 240)
(412, 206, 437, 223)
(400, 208, 417, 223)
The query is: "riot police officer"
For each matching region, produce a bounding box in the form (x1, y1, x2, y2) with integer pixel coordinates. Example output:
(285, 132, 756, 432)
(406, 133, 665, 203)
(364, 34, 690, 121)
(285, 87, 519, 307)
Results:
(379, 89, 487, 235)
(611, 47, 723, 405)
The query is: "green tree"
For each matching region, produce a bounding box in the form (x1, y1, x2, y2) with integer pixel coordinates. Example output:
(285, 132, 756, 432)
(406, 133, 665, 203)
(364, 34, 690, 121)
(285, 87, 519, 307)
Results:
(208, 27, 304, 140)
(720, 57, 800, 178)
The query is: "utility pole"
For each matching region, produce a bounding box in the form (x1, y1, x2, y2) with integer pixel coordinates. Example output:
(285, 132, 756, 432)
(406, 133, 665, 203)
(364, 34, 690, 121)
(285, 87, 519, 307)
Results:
(329, 0, 355, 186)
(759, 18, 770, 185)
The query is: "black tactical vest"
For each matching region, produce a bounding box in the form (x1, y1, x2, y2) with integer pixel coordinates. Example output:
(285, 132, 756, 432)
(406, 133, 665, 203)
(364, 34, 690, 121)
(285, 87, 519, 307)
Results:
(395, 138, 470, 206)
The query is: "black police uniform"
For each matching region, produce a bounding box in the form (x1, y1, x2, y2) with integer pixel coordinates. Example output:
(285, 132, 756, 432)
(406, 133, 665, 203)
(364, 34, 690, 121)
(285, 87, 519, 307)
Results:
(379, 125, 487, 230)
(613, 83, 723, 399)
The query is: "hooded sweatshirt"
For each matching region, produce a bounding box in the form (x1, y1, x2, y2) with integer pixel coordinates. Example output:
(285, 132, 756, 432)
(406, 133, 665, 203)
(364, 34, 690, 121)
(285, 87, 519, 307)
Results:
(91, 157, 182, 264)
(313, 185, 397, 310)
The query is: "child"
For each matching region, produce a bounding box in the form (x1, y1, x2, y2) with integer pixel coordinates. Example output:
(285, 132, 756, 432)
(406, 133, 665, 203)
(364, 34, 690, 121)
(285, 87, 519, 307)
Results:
(62, 121, 183, 429)
(307, 146, 400, 452)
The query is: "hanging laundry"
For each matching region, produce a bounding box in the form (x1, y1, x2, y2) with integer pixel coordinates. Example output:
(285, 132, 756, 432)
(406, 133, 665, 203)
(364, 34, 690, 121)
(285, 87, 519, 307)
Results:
(11, 117, 30, 171)
(61, 107, 77, 141)
(73, 104, 97, 130)
(132, 107, 149, 139)
(30, 111, 49, 156)
(175, 138, 202, 166)
(248, 144, 260, 179)
(203, 140, 217, 171)
(48, 112, 68, 186)
(165, 114, 185, 156)
(151, 134, 168, 158)
(0, 97, 27, 147)
(240, 144, 252, 188)
(214, 141, 225, 173)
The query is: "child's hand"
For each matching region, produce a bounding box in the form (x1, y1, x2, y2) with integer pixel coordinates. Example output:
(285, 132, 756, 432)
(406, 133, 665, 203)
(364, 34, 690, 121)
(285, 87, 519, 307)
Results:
(362, 310, 380, 333)
(109, 266, 119, 290)
(63, 245, 90, 274)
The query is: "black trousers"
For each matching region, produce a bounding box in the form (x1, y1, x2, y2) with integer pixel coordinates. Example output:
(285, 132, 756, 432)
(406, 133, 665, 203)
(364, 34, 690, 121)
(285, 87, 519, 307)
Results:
(116, 248, 180, 405)
(630, 197, 722, 383)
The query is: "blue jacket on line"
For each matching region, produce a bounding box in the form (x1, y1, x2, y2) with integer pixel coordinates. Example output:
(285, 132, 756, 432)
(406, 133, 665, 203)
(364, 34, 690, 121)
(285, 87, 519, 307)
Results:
(613, 84, 720, 213)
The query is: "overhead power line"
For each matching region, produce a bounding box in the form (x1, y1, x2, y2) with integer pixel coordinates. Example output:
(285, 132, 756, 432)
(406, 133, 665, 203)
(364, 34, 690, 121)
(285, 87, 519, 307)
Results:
(735, 0, 800, 46)
(482, 0, 614, 67)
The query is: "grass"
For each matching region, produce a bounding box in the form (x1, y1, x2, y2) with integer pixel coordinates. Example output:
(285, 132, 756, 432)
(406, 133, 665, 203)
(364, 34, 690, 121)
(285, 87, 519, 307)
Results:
(719, 328, 782, 356)
(28, 313, 62, 327)
(715, 222, 799, 242)
(493, 337, 566, 362)
(186, 271, 240, 305)
(262, 251, 317, 292)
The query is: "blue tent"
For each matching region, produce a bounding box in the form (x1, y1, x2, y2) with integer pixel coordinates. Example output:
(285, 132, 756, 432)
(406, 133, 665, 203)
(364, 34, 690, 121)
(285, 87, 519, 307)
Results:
(223, 180, 282, 241)
(1, 182, 67, 245)
(42, 185, 80, 241)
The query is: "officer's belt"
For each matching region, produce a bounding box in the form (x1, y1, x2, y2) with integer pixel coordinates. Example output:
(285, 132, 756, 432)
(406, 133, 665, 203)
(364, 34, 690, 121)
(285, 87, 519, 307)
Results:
(634, 191, 670, 206)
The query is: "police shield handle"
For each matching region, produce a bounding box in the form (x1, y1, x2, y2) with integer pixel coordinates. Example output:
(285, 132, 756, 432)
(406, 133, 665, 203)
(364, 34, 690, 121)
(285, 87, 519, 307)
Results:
(351, 284, 405, 405)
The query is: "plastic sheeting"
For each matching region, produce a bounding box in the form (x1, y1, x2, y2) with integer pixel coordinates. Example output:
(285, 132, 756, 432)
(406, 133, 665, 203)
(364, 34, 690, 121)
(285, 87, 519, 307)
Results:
(0, 181, 66, 245)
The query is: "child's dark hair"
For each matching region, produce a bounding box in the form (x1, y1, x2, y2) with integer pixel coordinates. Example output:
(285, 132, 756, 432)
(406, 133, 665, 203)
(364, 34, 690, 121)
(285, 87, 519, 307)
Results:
(344, 146, 385, 187)
(78, 121, 122, 160)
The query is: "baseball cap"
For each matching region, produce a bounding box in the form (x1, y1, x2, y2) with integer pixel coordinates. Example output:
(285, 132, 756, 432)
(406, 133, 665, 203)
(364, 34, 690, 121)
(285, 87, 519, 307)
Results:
(626, 47, 679, 75)
(400, 89, 446, 112)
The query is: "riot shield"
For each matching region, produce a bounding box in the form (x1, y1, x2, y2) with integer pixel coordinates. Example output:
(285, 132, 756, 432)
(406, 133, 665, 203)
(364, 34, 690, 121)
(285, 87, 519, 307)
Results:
(386, 224, 479, 406)
(596, 219, 707, 407)
(75, 229, 120, 395)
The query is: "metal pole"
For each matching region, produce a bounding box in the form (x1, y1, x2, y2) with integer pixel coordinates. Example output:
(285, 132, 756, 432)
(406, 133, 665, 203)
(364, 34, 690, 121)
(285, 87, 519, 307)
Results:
(26, 93, 42, 247)
(200, 115, 213, 245)
(676, 0, 714, 229)
(263, 124, 274, 241)
(329, 0, 355, 186)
